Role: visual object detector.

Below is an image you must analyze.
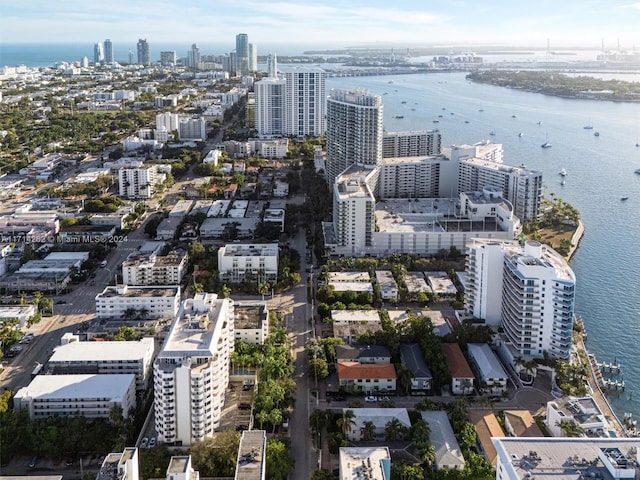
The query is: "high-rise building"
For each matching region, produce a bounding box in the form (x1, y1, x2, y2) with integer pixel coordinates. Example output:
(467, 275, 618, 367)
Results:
(332, 167, 376, 249)
(235, 33, 249, 75)
(266, 53, 278, 78)
(283, 67, 327, 137)
(248, 43, 257, 72)
(93, 42, 104, 64)
(326, 89, 384, 183)
(382, 130, 441, 157)
(160, 51, 177, 66)
(104, 39, 114, 63)
(187, 43, 200, 69)
(254, 77, 287, 137)
(464, 239, 575, 359)
(137, 38, 150, 66)
(153, 293, 234, 446)
(128, 50, 134, 65)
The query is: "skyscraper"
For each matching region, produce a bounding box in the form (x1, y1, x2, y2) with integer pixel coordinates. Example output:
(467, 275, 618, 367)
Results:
(93, 42, 104, 64)
(283, 67, 327, 137)
(266, 53, 278, 78)
(187, 43, 200, 69)
(137, 38, 150, 66)
(464, 239, 575, 360)
(104, 39, 114, 63)
(326, 89, 384, 183)
(160, 51, 177, 66)
(235, 33, 249, 75)
(248, 43, 257, 72)
(255, 77, 287, 137)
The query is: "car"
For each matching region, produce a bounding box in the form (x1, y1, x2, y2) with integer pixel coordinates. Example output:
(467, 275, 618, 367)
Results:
(140, 437, 149, 448)
(238, 403, 252, 410)
(364, 396, 378, 402)
(379, 396, 391, 402)
(65, 457, 75, 466)
(333, 395, 346, 402)
(28, 456, 37, 468)
(148, 437, 156, 448)
(235, 424, 249, 431)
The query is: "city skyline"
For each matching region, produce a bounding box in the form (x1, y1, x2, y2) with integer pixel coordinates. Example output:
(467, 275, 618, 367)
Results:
(1, 0, 639, 49)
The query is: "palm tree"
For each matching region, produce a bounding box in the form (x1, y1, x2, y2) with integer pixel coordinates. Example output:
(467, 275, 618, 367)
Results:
(268, 408, 283, 433)
(137, 308, 149, 320)
(337, 409, 356, 437)
(360, 420, 376, 441)
(122, 307, 137, 320)
(396, 363, 414, 395)
(255, 410, 268, 430)
(557, 420, 584, 437)
(384, 418, 406, 441)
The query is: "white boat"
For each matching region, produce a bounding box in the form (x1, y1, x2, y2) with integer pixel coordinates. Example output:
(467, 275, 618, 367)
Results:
(518, 132, 523, 137)
(489, 131, 496, 136)
(635, 168, 640, 175)
(621, 196, 629, 201)
(561, 180, 566, 186)
(541, 142, 552, 148)
(559, 168, 567, 176)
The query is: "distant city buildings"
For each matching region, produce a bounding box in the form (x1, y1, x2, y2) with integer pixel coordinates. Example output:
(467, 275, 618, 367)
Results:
(94, 42, 104, 64)
(137, 38, 150, 66)
(187, 43, 200, 69)
(104, 38, 114, 63)
(160, 50, 177, 66)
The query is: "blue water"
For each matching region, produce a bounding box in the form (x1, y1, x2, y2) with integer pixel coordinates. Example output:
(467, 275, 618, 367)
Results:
(328, 72, 640, 421)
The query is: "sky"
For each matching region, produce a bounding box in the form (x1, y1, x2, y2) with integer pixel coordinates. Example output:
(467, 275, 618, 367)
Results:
(0, 0, 639, 51)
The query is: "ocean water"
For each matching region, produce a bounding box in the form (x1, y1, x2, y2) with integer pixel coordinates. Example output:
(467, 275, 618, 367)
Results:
(327, 72, 640, 421)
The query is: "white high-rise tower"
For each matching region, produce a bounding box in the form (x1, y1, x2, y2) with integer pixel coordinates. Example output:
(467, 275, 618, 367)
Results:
(326, 89, 383, 183)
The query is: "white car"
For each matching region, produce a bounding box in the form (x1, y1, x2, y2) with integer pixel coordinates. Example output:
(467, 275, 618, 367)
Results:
(364, 396, 378, 402)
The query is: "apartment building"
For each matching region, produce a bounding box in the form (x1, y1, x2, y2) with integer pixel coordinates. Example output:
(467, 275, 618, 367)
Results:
(14, 374, 136, 420)
(47, 337, 155, 391)
(118, 165, 166, 199)
(122, 250, 188, 286)
(465, 239, 576, 360)
(234, 302, 269, 345)
(254, 77, 286, 137)
(95, 285, 181, 320)
(382, 130, 441, 158)
(153, 293, 234, 446)
(282, 66, 326, 137)
(217, 243, 278, 284)
(325, 89, 384, 183)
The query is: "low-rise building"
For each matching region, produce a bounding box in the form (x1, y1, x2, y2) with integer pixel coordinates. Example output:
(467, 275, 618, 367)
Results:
(155, 217, 182, 241)
(467, 343, 508, 395)
(425, 271, 457, 298)
(169, 200, 194, 218)
(47, 337, 155, 391)
(234, 430, 267, 480)
(467, 409, 505, 466)
(234, 302, 269, 345)
(399, 343, 432, 394)
(58, 224, 117, 243)
(97, 447, 140, 480)
(492, 437, 640, 480)
(217, 243, 278, 283)
(405, 272, 430, 297)
(14, 373, 136, 420)
(122, 250, 188, 286)
(343, 408, 410, 441)
(441, 343, 475, 395)
(332, 310, 382, 345)
(335, 344, 391, 364)
(0, 304, 38, 329)
(200, 218, 258, 239)
(95, 285, 181, 320)
(546, 396, 609, 437)
(339, 447, 391, 480)
(166, 455, 200, 480)
(503, 410, 544, 438)
(374, 270, 398, 301)
(420, 410, 465, 470)
(337, 362, 396, 394)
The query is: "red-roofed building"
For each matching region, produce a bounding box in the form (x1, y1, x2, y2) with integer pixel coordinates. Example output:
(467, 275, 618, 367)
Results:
(441, 343, 475, 395)
(337, 361, 396, 394)
(224, 183, 238, 199)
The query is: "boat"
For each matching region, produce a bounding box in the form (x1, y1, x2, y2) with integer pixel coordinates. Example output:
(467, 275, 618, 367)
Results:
(438, 114, 443, 118)
(594, 131, 600, 137)
(401, 101, 407, 104)
(584, 124, 593, 130)
(432, 120, 439, 123)
(559, 168, 567, 176)
(388, 80, 394, 84)
(635, 168, 640, 175)
(395, 115, 404, 119)
(541, 142, 552, 148)
(518, 132, 523, 137)
(464, 120, 470, 124)
(411, 108, 416, 111)
(621, 196, 629, 201)
(489, 131, 496, 136)
(512, 115, 517, 118)
(479, 109, 484, 112)
(561, 180, 566, 186)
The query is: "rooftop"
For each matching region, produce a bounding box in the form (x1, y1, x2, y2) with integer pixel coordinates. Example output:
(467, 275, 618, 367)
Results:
(441, 343, 475, 378)
(420, 410, 465, 469)
(49, 338, 154, 363)
(15, 374, 135, 401)
(467, 343, 508, 379)
(220, 243, 278, 257)
(234, 303, 267, 329)
(234, 430, 266, 480)
(339, 446, 391, 480)
(337, 362, 396, 380)
(96, 285, 179, 298)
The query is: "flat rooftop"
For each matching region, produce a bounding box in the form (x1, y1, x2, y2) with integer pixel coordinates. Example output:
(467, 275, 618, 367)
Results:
(339, 447, 390, 480)
(220, 243, 278, 256)
(96, 286, 179, 298)
(493, 437, 640, 480)
(235, 303, 267, 329)
(16, 374, 135, 401)
(49, 338, 153, 363)
(235, 430, 267, 480)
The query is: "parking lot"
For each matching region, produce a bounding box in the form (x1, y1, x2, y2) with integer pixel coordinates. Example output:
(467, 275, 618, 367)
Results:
(218, 380, 255, 432)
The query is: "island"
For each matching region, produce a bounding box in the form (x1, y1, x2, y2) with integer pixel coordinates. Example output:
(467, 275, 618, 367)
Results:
(466, 70, 640, 102)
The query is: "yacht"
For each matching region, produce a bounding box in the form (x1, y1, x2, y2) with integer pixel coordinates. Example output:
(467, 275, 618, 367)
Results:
(634, 168, 640, 175)
(559, 168, 567, 177)
(518, 132, 524, 137)
(489, 131, 496, 136)
(621, 196, 629, 201)
(561, 180, 566, 186)
(594, 131, 600, 137)
(541, 142, 552, 148)
(395, 115, 404, 119)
